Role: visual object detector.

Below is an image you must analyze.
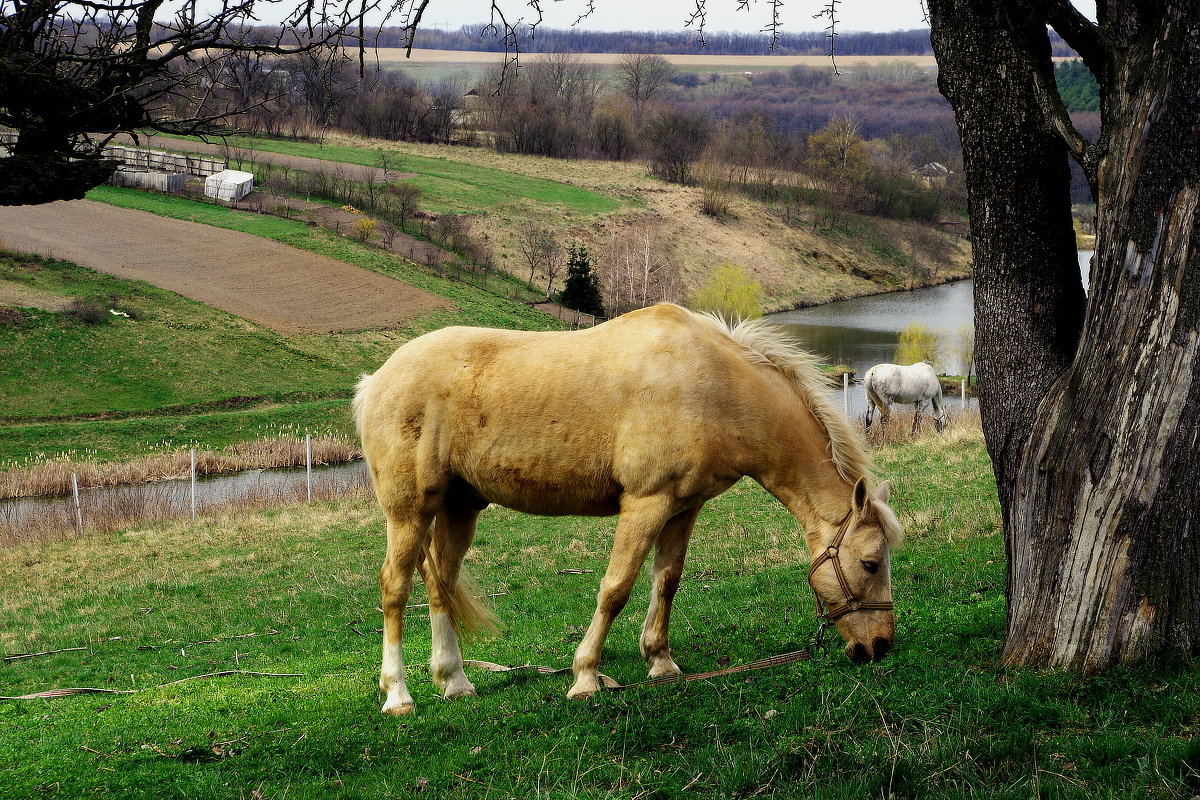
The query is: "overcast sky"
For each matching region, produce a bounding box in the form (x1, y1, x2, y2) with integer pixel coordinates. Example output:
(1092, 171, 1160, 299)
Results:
(403, 1, 1097, 35)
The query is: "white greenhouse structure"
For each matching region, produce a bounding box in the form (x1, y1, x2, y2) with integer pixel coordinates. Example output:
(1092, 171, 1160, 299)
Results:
(204, 169, 255, 201)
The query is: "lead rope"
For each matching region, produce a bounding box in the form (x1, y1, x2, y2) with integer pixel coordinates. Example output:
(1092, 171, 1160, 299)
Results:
(463, 619, 832, 692)
(464, 509, 897, 692)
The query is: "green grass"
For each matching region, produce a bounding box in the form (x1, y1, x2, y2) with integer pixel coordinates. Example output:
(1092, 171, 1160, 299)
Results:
(2, 431, 1198, 799)
(86, 185, 310, 239)
(0, 400, 355, 465)
(0, 251, 370, 423)
(0, 189, 564, 463)
(170, 134, 624, 216)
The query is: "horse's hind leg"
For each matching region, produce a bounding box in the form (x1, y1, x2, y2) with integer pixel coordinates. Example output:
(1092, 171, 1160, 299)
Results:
(420, 503, 482, 701)
(569, 495, 674, 699)
(640, 505, 702, 679)
(379, 509, 435, 715)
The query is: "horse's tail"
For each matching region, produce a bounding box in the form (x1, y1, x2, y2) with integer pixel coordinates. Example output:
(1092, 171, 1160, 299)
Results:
(865, 384, 890, 418)
(352, 372, 374, 437)
(421, 529, 500, 637)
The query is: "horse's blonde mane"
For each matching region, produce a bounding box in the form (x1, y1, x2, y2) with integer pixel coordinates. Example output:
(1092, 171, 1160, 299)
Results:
(696, 311, 878, 491)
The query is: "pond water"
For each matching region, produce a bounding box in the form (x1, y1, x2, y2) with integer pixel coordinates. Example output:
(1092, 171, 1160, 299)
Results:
(767, 251, 1093, 417)
(0, 460, 370, 538)
(5, 253, 1096, 536)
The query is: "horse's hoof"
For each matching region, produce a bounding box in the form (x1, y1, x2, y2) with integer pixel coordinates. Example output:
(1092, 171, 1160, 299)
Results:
(381, 699, 415, 715)
(647, 660, 681, 679)
(566, 682, 598, 700)
(443, 685, 477, 701)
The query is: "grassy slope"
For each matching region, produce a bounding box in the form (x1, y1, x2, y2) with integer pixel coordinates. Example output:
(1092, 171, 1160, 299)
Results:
(175, 132, 973, 311)
(2, 430, 1196, 799)
(0, 190, 564, 463)
(168, 133, 624, 216)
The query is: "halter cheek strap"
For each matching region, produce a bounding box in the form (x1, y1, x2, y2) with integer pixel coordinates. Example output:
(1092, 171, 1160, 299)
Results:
(807, 511, 894, 623)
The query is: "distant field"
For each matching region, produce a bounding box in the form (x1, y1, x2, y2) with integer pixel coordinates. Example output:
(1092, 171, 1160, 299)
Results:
(366, 47, 938, 81)
(373, 47, 938, 69)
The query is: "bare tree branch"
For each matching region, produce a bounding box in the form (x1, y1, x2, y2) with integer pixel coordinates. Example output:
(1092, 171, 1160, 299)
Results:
(1043, 0, 1113, 80)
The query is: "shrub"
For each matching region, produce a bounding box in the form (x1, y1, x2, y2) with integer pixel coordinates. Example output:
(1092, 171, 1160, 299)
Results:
(65, 298, 108, 325)
(352, 217, 377, 241)
(689, 263, 763, 320)
(895, 322, 942, 368)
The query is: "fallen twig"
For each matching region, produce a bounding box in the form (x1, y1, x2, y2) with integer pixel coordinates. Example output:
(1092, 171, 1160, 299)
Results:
(3, 646, 87, 661)
(0, 670, 303, 701)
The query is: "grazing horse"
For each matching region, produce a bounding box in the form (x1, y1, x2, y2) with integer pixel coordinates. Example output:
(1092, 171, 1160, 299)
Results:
(354, 303, 902, 715)
(864, 361, 947, 433)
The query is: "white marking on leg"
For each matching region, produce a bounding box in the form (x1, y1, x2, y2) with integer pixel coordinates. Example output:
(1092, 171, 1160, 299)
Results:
(430, 612, 476, 700)
(380, 634, 413, 715)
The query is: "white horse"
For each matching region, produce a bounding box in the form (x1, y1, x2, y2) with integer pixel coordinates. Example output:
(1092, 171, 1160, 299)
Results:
(863, 361, 947, 433)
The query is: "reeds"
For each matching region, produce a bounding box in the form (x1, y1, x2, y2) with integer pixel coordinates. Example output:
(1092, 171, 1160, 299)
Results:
(860, 406, 982, 447)
(0, 434, 362, 501)
(0, 465, 373, 547)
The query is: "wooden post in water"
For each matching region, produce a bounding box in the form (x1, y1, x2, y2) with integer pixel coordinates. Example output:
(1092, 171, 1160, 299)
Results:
(306, 434, 313, 503)
(962, 379, 968, 412)
(71, 473, 82, 534)
(190, 449, 197, 522)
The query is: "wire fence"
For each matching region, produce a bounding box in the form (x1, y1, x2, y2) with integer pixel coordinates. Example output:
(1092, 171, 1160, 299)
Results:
(1, 436, 371, 547)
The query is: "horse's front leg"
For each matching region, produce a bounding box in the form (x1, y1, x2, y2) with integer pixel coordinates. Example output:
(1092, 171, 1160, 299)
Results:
(569, 496, 673, 699)
(911, 401, 924, 434)
(640, 505, 702, 679)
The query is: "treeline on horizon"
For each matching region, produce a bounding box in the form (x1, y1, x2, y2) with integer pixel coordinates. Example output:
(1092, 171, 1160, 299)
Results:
(391, 25, 933, 55)
(365, 24, 1077, 58)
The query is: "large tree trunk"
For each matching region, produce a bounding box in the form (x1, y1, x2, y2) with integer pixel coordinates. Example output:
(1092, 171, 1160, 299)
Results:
(929, 0, 1200, 671)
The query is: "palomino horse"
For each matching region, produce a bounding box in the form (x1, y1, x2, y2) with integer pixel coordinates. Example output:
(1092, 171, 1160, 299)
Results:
(354, 303, 902, 715)
(863, 361, 947, 434)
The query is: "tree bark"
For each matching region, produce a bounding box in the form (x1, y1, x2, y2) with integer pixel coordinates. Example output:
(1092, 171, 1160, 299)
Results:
(929, 0, 1200, 671)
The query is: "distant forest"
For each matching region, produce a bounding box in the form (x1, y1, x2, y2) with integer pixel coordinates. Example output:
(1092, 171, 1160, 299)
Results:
(379, 24, 1077, 58)
(391, 25, 934, 55)
(1054, 59, 1100, 113)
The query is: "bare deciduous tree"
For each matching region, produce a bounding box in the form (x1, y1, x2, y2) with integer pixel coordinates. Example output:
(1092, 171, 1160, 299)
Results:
(616, 50, 676, 113)
(599, 224, 681, 314)
(0, 0, 379, 205)
(516, 221, 563, 294)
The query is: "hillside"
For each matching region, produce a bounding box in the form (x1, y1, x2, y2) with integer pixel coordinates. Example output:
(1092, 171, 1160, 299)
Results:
(193, 132, 972, 312)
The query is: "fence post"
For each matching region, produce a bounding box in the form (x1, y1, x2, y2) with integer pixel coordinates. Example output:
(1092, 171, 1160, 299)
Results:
(71, 473, 83, 534)
(306, 434, 313, 503)
(190, 449, 197, 522)
(962, 379, 968, 412)
(843, 372, 850, 416)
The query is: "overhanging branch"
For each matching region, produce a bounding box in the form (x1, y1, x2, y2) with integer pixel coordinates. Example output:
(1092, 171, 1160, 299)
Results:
(1043, 0, 1113, 80)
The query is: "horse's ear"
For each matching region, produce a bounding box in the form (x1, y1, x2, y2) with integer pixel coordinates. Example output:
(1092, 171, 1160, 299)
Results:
(875, 480, 891, 504)
(852, 477, 869, 514)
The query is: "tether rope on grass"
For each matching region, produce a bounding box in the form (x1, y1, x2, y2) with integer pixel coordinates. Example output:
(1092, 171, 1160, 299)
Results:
(0, 670, 303, 701)
(464, 644, 824, 692)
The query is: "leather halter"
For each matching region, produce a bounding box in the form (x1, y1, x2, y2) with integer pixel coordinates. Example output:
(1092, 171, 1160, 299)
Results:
(807, 510, 894, 623)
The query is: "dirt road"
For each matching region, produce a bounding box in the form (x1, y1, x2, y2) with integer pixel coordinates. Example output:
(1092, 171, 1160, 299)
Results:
(0, 200, 453, 334)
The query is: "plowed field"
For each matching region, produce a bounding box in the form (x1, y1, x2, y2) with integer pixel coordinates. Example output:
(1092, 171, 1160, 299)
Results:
(0, 200, 453, 334)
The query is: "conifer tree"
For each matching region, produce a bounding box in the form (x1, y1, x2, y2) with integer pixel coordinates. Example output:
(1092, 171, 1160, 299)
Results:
(559, 243, 606, 318)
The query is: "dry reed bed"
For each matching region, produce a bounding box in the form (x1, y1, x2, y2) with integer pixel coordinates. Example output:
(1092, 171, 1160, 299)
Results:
(0, 469, 374, 547)
(0, 435, 362, 501)
(859, 406, 982, 447)
(2, 412, 982, 548)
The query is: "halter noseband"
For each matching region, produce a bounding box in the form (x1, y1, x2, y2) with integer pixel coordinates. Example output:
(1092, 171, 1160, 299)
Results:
(807, 510, 894, 623)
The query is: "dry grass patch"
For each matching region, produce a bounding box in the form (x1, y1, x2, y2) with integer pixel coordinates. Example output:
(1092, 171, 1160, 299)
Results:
(0, 433, 362, 500)
(323, 132, 972, 310)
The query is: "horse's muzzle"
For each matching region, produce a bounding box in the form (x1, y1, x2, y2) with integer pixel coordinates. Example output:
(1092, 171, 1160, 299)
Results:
(847, 637, 893, 665)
